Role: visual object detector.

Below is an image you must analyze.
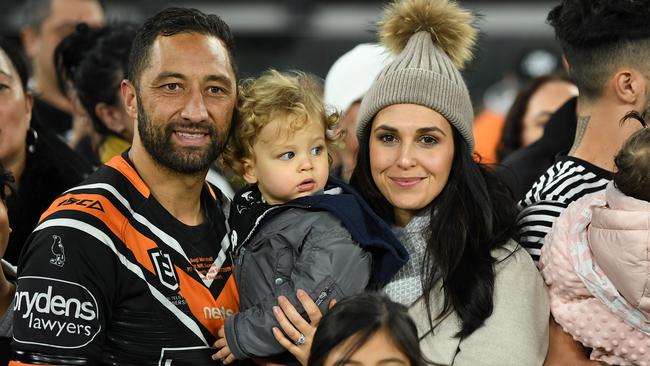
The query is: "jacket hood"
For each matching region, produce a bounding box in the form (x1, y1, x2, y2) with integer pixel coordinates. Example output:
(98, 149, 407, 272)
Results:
(230, 177, 409, 285)
(590, 181, 650, 317)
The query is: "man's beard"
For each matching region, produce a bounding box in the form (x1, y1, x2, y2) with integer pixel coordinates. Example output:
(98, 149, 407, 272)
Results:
(137, 102, 226, 175)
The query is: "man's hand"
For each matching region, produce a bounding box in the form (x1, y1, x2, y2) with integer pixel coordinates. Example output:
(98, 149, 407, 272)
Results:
(212, 326, 237, 365)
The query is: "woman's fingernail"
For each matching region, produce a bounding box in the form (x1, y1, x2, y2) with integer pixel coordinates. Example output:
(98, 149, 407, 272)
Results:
(273, 306, 280, 315)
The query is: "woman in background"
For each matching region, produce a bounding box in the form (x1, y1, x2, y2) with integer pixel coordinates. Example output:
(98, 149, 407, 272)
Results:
(54, 23, 136, 165)
(0, 38, 91, 266)
(497, 74, 577, 161)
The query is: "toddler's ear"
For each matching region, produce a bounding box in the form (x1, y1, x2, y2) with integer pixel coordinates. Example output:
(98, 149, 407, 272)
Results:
(241, 158, 258, 184)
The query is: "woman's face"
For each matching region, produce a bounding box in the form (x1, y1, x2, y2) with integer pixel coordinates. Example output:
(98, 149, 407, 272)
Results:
(0, 49, 32, 166)
(521, 80, 578, 146)
(369, 103, 455, 226)
(323, 328, 411, 366)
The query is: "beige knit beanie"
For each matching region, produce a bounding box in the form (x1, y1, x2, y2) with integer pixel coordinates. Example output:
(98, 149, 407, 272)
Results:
(357, 0, 478, 153)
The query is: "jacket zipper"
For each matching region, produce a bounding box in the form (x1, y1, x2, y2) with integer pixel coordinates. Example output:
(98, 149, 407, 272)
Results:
(238, 247, 246, 266)
(314, 285, 333, 306)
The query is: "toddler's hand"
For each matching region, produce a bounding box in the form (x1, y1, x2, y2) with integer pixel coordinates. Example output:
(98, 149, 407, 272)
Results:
(212, 326, 237, 364)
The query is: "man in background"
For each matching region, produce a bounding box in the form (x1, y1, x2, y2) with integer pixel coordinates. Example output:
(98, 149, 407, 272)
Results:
(20, 0, 104, 139)
(324, 43, 392, 182)
(515, 0, 650, 364)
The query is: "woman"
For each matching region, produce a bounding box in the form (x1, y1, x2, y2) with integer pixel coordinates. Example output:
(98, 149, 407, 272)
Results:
(273, 0, 549, 365)
(497, 74, 578, 161)
(54, 23, 136, 166)
(0, 38, 92, 267)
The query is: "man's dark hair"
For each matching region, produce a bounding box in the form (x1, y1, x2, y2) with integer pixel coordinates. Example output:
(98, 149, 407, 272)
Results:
(128, 7, 236, 88)
(547, 0, 650, 100)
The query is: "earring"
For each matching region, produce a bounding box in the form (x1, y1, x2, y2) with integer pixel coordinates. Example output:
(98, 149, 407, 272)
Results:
(26, 128, 38, 154)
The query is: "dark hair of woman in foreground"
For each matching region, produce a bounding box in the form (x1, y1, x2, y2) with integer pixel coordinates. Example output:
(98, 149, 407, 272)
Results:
(308, 292, 426, 366)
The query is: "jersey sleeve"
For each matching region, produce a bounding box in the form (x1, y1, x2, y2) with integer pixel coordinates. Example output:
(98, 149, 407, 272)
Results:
(224, 221, 371, 360)
(10, 224, 118, 365)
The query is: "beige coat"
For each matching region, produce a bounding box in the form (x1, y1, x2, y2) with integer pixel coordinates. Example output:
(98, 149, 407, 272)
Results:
(409, 240, 549, 366)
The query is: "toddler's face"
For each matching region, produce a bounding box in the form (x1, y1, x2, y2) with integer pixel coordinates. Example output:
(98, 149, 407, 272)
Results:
(242, 115, 329, 204)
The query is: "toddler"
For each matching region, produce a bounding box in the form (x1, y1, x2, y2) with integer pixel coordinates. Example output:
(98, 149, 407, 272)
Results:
(213, 70, 408, 364)
(541, 111, 650, 365)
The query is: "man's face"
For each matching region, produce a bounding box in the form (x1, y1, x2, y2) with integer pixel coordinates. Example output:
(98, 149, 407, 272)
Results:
(132, 32, 236, 175)
(24, 0, 104, 91)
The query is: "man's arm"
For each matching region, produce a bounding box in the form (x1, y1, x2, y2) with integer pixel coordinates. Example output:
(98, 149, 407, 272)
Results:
(11, 225, 116, 365)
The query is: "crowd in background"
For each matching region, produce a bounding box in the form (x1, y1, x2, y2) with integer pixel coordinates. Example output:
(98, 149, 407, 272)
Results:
(0, 0, 649, 365)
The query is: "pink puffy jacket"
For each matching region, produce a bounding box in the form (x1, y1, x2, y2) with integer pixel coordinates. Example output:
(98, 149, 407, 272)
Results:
(540, 182, 650, 366)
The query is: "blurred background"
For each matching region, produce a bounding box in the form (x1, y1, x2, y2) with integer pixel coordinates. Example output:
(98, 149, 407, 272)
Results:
(1, 0, 563, 111)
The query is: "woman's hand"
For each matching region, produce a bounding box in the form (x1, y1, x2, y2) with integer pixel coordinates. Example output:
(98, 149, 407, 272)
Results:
(272, 289, 335, 366)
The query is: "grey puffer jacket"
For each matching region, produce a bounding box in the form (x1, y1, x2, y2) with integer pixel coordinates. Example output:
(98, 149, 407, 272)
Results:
(224, 180, 407, 361)
(225, 208, 371, 360)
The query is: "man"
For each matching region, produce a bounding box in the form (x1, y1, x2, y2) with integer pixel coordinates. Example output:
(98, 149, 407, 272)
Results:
(515, 1, 650, 364)
(10, 8, 239, 365)
(20, 0, 104, 138)
(324, 43, 392, 182)
(517, 0, 650, 264)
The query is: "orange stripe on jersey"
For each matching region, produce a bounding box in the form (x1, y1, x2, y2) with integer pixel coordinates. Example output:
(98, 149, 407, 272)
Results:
(9, 362, 56, 366)
(176, 264, 239, 336)
(41, 192, 238, 337)
(217, 275, 240, 313)
(105, 155, 150, 198)
(40, 193, 158, 273)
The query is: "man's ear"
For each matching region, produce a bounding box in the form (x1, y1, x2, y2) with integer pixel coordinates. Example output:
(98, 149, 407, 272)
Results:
(120, 79, 138, 121)
(561, 54, 570, 74)
(613, 68, 645, 105)
(241, 158, 258, 184)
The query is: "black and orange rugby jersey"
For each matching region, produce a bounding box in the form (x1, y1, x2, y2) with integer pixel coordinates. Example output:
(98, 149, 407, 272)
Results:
(11, 153, 239, 365)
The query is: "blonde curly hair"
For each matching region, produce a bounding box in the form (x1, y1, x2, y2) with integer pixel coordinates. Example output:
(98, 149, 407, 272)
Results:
(221, 69, 341, 176)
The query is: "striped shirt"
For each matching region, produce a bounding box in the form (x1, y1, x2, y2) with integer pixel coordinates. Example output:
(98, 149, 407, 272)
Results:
(516, 156, 612, 264)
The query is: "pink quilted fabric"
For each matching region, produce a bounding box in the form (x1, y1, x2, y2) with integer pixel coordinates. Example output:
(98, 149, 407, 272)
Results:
(540, 184, 650, 366)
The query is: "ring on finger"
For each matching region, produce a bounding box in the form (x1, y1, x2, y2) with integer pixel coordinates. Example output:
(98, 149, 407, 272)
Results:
(295, 333, 306, 346)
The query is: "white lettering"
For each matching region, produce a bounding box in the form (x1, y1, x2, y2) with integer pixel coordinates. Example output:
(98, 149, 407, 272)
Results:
(15, 286, 97, 321)
(51, 295, 66, 315)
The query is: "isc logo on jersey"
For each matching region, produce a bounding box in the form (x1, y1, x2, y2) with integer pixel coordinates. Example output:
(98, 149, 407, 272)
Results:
(13, 276, 101, 348)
